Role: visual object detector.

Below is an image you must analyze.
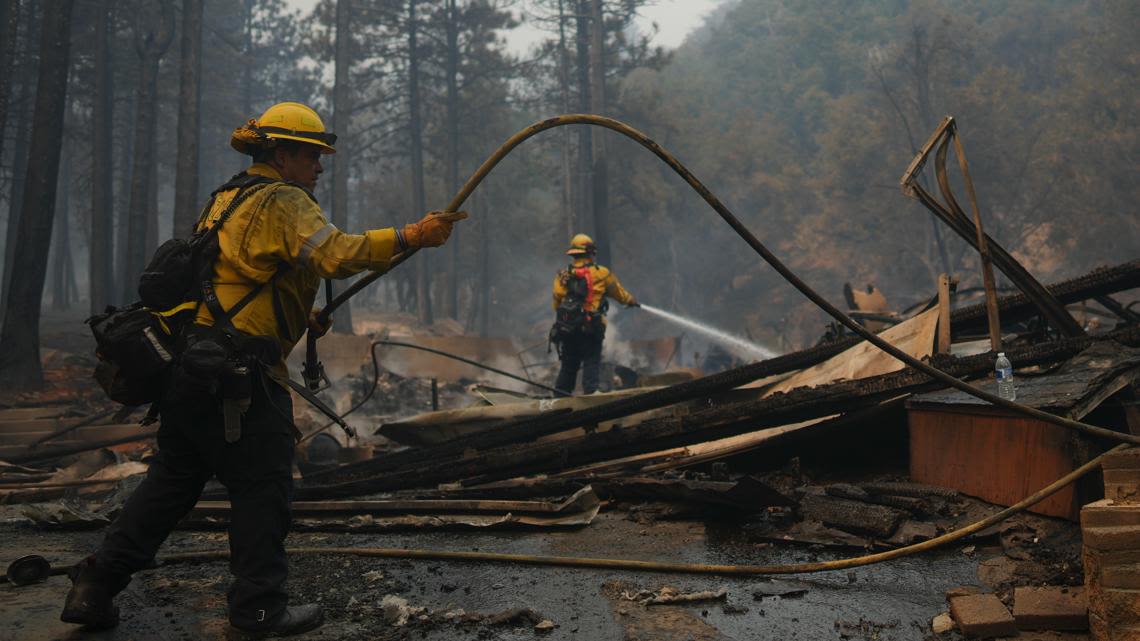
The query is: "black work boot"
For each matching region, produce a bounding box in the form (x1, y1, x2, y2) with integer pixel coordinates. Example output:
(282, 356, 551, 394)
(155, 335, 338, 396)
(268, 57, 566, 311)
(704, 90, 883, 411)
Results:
(230, 604, 324, 638)
(59, 556, 128, 629)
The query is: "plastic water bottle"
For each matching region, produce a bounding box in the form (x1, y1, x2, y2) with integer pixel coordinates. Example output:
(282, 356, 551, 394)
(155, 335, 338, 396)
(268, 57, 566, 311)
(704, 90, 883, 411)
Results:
(995, 352, 1016, 401)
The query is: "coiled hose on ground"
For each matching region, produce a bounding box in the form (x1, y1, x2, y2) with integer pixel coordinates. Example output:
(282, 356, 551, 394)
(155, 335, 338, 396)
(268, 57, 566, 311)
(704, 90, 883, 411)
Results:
(15, 115, 1132, 583)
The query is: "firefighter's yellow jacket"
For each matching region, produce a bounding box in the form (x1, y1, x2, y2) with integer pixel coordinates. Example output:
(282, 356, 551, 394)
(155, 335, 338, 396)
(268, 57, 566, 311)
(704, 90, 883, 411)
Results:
(194, 163, 399, 381)
(551, 258, 635, 320)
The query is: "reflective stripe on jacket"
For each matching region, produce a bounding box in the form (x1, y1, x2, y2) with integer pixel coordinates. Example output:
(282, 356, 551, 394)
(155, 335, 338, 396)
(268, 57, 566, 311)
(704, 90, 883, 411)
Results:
(551, 258, 635, 316)
(194, 163, 399, 380)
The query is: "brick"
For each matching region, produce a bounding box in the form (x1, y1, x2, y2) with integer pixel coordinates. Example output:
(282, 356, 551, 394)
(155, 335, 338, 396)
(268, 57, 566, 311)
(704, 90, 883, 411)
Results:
(1108, 625, 1140, 641)
(1102, 447, 1140, 471)
(949, 594, 1018, 638)
(1084, 526, 1140, 552)
(1106, 483, 1140, 504)
(1103, 563, 1140, 589)
(1104, 469, 1140, 486)
(946, 586, 984, 599)
(1012, 586, 1088, 631)
(1090, 610, 1109, 641)
(1088, 587, 1140, 622)
(1083, 500, 1140, 528)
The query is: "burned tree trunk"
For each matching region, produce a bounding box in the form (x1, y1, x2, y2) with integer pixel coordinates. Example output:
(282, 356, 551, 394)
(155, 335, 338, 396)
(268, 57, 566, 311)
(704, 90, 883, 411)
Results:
(0, 0, 37, 325)
(0, 0, 22, 169)
(88, 0, 113, 313)
(478, 192, 489, 337)
(171, 0, 202, 238)
(120, 0, 173, 304)
(329, 0, 353, 333)
(114, 89, 137, 305)
(0, 0, 76, 389)
(557, 0, 573, 241)
(588, 0, 609, 265)
(573, 0, 591, 233)
(51, 151, 71, 311)
(408, 0, 432, 326)
(443, 0, 459, 320)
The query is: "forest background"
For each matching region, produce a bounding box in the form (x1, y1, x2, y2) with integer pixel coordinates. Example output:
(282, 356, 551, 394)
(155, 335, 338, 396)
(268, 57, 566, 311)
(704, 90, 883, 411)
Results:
(0, 0, 1136, 387)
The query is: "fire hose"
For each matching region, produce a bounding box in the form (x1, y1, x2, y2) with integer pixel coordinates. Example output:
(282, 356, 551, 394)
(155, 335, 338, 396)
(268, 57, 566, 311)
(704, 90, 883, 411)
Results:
(11, 115, 1134, 585)
(305, 114, 1140, 449)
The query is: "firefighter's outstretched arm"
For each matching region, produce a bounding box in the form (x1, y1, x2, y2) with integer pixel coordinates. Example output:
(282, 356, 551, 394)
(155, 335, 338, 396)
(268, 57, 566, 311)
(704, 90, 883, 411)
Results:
(275, 188, 457, 279)
(605, 272, 638, 307)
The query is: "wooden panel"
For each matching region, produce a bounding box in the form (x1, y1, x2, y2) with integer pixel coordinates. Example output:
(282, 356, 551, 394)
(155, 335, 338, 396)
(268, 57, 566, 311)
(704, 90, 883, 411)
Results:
(908, 408, 1078, 520)
(0, 424, 152, 446)
(756, 307, 938, 394)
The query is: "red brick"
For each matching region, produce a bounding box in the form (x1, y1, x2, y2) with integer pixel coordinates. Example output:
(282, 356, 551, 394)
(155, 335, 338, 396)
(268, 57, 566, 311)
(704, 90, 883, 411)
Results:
(1102, 448, 1140, 471)
(949, 594, 1018, 638)
(1012, 586, 1088, 631)
(1084, 526, 1140, 552)
(1083, 500, 1140, 528)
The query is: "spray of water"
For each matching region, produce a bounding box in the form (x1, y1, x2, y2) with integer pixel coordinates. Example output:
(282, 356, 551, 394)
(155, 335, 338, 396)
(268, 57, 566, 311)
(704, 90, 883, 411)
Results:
(639, 304, 780, 362)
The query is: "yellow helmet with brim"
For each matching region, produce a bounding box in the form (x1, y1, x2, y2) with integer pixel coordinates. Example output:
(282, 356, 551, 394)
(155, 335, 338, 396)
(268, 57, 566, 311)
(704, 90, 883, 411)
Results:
(230, 102, 337, 155)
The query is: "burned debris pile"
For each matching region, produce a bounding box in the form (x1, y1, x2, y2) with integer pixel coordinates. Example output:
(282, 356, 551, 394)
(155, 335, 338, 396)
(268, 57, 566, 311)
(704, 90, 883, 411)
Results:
(2, 259, 1138, 637)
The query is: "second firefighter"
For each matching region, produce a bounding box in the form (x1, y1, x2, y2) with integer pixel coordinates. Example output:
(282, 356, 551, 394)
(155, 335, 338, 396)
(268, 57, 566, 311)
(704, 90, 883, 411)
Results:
(550, 234, 638, 395)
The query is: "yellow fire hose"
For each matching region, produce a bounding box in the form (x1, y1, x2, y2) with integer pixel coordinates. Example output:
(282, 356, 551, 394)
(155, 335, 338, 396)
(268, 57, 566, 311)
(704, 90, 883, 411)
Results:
(316, 114, 1139, 449)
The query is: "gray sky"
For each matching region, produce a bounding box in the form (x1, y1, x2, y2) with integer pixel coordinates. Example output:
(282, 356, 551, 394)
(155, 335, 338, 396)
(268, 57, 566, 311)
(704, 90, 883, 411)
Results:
(282, 1, 726, 54)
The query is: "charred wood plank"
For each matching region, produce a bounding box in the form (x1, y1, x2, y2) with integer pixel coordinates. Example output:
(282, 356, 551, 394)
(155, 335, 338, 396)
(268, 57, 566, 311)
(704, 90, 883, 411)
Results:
(299, 336, 865, 486)
(301, 264, 1140, 491)
(951, 260, 1140, 335)
(800, 493, 905, 538)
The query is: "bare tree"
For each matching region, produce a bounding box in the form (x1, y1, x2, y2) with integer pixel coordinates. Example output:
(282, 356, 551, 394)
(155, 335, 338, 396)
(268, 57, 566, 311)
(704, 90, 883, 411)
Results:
(1, 0, 38, 324)
(0, 0, 22, 169)
(588, 0, 609, 265)
(408, 0, 431, 325)
(0, 0, 76, 389)
(120, 0, 173, 303)
(443, 0, 459, 320)
(51, 147, 73, 311)
(557, 0, 573, 241)
(172, 0, 203, 238)
(573, 0, 591, 233)
(330, 0, 353, 333)
(88, 0, 114, 312)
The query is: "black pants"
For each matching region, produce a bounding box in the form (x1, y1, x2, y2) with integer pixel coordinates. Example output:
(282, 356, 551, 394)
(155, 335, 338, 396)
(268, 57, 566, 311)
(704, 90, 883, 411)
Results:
(95, 374, 296, 628)
(554, 331, 604, 395)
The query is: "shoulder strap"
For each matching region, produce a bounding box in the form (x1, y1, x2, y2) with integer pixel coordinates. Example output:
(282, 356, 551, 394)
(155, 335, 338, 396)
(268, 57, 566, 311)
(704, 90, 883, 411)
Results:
(195, 180, 276, 332)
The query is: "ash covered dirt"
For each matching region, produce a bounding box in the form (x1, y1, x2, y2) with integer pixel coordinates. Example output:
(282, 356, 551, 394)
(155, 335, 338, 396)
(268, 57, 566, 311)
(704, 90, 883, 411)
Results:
(0, 505, 1077, 641)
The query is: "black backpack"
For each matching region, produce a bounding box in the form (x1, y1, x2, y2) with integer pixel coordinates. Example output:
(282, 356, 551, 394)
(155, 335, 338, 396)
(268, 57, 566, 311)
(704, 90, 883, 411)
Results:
(550, 265, 606, 342)
(88, 173, 276, 405)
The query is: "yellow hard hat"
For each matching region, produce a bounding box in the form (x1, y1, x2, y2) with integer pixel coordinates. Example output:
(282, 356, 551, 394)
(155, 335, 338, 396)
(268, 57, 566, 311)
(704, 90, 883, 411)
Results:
(230, 102, 337, 155)
(566, 233, 596, 255)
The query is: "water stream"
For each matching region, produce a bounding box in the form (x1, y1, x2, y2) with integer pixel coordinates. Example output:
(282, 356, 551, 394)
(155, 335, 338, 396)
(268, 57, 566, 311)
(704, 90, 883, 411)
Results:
(639, 304, 779, 361)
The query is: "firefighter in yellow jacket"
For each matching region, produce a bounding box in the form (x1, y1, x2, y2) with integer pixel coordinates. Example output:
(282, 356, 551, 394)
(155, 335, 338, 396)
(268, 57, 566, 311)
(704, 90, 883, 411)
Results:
(62, 102, 459, 637)
(551, 234, 638, 394)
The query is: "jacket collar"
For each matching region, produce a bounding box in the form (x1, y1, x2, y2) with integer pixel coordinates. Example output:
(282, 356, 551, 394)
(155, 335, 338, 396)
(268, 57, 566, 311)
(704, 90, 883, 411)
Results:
(248, 163, 284, 180)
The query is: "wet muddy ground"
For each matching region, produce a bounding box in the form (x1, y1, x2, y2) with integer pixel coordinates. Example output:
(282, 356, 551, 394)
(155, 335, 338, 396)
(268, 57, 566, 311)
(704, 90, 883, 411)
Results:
(0, 508, 1092, 641)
